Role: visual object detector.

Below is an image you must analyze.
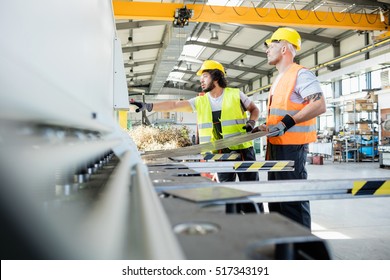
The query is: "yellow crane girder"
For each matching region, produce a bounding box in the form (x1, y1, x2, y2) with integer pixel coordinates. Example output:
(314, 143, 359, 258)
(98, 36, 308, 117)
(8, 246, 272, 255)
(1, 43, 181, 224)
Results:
(112, 1, 388, 31)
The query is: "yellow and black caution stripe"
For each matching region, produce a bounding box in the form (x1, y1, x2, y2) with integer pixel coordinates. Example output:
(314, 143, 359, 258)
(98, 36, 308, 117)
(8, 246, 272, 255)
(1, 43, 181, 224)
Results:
(203, 153, 241, 161)
(352, 180, 390, 196)
(233, 161, 294, 171)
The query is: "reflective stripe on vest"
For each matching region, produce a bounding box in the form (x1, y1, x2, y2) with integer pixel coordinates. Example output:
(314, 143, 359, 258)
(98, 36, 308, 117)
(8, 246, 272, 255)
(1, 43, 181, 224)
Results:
(195, 88, 253, 150)
(266, 63, 317, 145)
(221, 119, 246, 126)
(198, 122, 213, 129)
(199, 135, 211, 143)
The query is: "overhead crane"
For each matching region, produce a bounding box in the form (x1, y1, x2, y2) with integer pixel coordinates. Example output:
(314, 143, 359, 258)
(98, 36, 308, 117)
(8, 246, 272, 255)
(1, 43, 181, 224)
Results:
(113, 1, 389, 31)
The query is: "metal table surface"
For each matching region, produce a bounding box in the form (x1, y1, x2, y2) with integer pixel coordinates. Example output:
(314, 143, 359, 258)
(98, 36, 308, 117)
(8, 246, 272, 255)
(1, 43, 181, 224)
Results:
(160, 197, 331, 260)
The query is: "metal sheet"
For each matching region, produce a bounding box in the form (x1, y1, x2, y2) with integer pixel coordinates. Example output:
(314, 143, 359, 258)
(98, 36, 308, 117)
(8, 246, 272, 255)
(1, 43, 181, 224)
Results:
(141, 130, 269, 159)
(164, 186, 257, 203)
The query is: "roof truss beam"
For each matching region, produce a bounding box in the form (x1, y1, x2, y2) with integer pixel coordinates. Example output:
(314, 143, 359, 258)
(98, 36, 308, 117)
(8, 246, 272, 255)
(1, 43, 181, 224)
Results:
(186, 40, 267, 58)
(171, 70, 248, 84)
(225, 64, 269, 75)
(235, 24, 336, 45)
(122, 43, 163, 53)
(126, 71, 154, 79)
(116, 20, 168, 30)
(163, 84, 198, 93)
(329, 0, 389, 9)
(124, 59, 156, 68)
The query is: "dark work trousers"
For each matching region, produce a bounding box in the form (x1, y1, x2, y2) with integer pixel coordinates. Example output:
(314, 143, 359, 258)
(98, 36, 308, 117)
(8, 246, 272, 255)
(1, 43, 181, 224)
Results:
(217, 146, 264, 214)
(267, 143, 311, 229)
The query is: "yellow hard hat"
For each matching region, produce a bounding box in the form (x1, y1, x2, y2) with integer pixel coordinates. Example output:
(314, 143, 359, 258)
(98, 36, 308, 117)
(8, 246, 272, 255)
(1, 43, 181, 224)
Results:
(265, 27, 301, 51)
(196, 60, 226, 76)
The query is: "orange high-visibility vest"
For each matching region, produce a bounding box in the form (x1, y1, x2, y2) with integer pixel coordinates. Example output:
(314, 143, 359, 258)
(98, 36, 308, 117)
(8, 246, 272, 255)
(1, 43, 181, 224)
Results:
(267, 63, 317, 145)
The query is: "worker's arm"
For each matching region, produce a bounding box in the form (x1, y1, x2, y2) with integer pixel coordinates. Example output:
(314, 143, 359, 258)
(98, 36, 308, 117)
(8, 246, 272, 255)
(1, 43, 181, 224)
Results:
(292, 92, 326, 123)
(130, 99, 193, 113)
(256, 92, 326, 136)
(152, 100, 193, 112)
(246, 101, 260, 122)
(242, 101, 260, 132)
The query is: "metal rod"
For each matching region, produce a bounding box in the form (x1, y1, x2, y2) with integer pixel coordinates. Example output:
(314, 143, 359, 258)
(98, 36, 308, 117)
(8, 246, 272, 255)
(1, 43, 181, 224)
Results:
(155, 178, 390, 203)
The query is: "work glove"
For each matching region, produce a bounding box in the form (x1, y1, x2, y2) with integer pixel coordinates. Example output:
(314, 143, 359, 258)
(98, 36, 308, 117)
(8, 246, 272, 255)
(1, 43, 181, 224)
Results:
(130, 99, 153, 113)
(251, 124, 266, 133)
(268, 114, 296, 137)
(242, 120, 256, 133)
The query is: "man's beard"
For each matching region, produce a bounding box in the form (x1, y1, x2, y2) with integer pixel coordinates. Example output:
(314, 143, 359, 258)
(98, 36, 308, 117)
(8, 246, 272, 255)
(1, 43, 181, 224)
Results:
(203, 82, 215, 93)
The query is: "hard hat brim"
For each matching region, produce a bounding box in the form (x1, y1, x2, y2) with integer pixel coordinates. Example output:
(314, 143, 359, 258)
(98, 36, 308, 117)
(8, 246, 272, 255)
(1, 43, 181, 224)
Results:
(264, 38, 301, 51)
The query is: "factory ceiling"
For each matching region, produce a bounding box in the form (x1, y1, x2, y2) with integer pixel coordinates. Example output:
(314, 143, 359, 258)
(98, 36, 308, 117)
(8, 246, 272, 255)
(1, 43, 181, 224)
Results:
(113, 0, 390, 101)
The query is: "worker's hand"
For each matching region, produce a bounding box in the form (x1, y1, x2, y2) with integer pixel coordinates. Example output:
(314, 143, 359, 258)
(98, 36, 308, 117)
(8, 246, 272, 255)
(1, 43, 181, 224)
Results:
(268, 122, 287, 136)
(268, 114, 296, 137)
(252, 124, 266, 133)
(130, 99, 153, 113)
(242, 120, 256, 133)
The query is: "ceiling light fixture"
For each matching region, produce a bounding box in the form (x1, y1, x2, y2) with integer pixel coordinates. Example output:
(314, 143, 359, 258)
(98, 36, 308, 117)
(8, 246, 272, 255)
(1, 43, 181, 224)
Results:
(379, 8, 385, 22)
(129, 68, 134, 77)
(209, 24, 220, 41)
(239, 59, 245, 67)
(186, 63, 192, 71)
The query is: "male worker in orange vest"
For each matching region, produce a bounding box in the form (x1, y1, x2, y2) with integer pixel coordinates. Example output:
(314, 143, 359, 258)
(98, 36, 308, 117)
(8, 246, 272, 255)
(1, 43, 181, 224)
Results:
(253, 27, 326, 229)
(130, 60, 263, 214)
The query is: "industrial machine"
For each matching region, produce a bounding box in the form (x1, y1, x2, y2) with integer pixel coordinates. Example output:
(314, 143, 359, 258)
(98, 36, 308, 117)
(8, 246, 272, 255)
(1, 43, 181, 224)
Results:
(2, 1, 388, 261)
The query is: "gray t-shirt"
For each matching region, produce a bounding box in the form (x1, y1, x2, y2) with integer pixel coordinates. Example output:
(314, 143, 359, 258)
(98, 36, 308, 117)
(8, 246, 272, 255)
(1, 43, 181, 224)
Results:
(270, 68, 322, 103)
(290, 68, 323, 103)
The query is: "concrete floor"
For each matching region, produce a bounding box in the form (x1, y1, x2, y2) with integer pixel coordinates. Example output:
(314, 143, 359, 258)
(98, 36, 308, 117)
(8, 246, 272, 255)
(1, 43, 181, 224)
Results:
(203, 159, 390, 259)
(302, 161, 390, 260)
